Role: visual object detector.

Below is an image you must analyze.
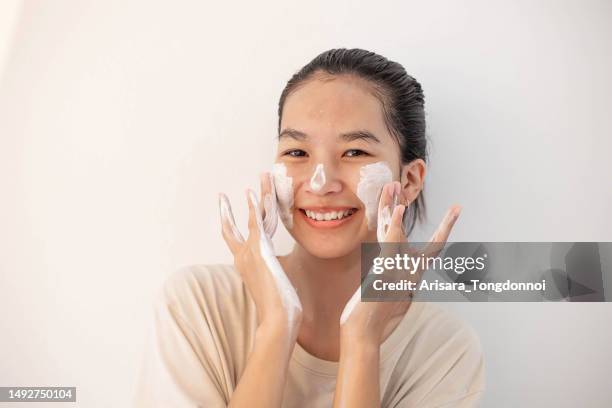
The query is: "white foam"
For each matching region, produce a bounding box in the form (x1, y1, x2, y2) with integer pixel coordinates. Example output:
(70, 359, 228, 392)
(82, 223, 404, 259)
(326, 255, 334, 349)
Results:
(248, 190, 302, 328)
(309, 163, 326, 191)
(356, 161, 393, 230)
(272, 162, 294, 229)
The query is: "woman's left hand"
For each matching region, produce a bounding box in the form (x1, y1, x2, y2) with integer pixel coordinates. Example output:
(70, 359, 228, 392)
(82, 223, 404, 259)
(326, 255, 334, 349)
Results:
(338, 181, 462, 345)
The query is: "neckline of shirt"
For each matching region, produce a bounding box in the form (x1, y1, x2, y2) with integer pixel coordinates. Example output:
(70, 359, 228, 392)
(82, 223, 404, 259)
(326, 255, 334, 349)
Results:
(290, 301, 426, 377)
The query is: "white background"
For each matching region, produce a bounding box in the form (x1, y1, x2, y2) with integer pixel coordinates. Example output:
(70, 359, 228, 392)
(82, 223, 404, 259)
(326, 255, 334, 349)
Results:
(1, 1, 611, 407)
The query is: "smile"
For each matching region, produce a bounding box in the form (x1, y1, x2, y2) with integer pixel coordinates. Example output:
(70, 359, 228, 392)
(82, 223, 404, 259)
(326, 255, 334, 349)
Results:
(298, 207, 358, 228)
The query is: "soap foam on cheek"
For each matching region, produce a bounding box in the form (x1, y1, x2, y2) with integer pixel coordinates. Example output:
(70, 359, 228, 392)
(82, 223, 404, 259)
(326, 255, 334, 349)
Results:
(272, 163, 294, 229)
(356, 161, 393, 230)
(341, 161, 393, 326)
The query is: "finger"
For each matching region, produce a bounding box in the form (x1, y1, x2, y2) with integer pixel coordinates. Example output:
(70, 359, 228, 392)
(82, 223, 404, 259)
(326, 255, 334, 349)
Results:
(424, 205, 461, 257)
(378, 203, 406, 269)
(384, 204, 406, 243)
(260, 172, 272, 207)
(339, 286, 361, 325)
(246, 188, 265, 238)
(218, 193, 244, 254)
(261, 172, 278, 238)
(376, 182, 397, 242)
(377, 182, 395, 215)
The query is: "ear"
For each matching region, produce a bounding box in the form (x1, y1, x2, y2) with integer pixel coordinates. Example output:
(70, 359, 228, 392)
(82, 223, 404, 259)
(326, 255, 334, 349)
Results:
(399, 159, 426, 204)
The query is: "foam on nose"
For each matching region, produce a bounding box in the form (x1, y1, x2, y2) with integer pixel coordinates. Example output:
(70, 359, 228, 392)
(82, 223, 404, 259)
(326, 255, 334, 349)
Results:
(309, 163, 326, 191)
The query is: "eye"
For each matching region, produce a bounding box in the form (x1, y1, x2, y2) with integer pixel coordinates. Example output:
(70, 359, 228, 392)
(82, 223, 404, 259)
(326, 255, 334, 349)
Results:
(283, 149, 307, 158)
(344, 149, 370, 157)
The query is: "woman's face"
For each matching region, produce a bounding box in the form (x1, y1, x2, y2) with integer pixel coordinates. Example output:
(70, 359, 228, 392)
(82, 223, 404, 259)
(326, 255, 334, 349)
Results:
(274, 73, 404, 259)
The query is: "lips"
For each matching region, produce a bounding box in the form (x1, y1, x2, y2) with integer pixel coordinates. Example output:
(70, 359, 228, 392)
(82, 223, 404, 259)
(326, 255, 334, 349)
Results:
(298, 206, 359, 229)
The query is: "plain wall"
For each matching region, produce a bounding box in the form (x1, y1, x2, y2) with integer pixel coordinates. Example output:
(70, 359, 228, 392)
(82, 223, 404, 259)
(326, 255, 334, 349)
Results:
(1, 0, 611, 406)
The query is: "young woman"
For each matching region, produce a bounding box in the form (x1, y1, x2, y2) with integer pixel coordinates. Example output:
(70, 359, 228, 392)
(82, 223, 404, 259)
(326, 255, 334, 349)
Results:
(134, 48, 485, 407)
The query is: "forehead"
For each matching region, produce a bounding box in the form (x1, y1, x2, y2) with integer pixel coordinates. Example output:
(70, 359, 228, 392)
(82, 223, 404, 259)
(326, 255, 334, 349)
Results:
(280, 74, 392, 142)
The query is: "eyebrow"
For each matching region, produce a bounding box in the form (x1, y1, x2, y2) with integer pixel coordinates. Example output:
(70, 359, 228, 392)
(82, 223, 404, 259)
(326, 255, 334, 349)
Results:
(278, 128, 308, 141)
(278, 128, 381, 144)
(339, 130, 381, 144)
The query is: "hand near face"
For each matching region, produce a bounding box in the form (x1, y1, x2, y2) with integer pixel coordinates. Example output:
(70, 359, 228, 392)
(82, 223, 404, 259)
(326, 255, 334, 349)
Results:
(339, 181, 462, 345)
(219, 173, 303, 333)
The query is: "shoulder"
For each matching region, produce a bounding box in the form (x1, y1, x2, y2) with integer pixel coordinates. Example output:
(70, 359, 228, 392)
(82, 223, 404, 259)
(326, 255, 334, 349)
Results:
(153, 263, 255, 329)
(416, 303, 485, 396)
(138, 264, 252, 405)
(417, 302, 483, 355)
(386, 302, 485, 405)
(158, 264, 241, 298)
(413, 302, 484, 379)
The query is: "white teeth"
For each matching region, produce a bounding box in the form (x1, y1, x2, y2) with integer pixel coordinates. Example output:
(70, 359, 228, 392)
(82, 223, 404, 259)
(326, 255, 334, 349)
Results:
(304, 209, 355, 221)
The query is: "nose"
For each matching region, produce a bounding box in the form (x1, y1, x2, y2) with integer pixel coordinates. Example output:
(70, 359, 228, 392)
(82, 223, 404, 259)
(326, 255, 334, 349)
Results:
(305, 163, 342, 195)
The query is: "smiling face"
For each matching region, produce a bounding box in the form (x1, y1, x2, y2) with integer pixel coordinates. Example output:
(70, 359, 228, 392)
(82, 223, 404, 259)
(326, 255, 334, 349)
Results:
(275, 72, 403, 259)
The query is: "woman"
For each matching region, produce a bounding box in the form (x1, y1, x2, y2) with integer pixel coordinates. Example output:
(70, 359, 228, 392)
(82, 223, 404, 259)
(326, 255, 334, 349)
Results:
(134, 48, 485, 407)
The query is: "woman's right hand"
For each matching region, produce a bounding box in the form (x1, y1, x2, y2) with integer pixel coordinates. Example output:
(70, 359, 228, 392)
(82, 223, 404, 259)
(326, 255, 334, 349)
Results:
(220, 174, 302, 408)
(218, 173, 303, 335)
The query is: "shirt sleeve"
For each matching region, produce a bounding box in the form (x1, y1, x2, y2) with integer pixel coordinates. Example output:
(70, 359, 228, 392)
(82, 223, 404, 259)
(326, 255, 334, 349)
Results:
(132, 271, 230, 408)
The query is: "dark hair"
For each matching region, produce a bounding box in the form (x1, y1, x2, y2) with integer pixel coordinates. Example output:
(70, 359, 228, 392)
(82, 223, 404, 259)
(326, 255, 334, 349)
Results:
(277, 48, 428, 237)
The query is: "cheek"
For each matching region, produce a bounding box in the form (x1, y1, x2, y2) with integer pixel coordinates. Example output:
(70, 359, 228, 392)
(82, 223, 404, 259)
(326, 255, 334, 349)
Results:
(356, 161, 393, 230)
(272, 161, 393, 232)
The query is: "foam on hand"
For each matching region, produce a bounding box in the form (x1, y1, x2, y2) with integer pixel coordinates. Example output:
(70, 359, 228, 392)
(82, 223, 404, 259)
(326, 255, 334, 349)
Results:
(272, 162, 295, 229)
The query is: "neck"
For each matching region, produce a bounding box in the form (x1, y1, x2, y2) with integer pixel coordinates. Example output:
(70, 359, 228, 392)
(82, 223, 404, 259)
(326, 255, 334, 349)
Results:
(281, 243, 364, 326)
(279, 240, 385, 361)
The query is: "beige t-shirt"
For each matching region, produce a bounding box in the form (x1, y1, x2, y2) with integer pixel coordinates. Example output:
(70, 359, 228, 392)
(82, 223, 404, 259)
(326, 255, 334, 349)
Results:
(133, 264, 485, 407)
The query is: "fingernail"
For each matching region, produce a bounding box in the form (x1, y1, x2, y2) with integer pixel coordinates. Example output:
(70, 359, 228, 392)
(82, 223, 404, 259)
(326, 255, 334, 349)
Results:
(263, 193, 273, 210)
(218, 194, 224, 217)
(269, 173, 277, 196)
(248, 189, 258, 207)
(394, 187, 400, 207)
(387, 183, 394, 200)
(382, 205, 391, 222)
(454, 206, 462, 218)
(219, 194, 229, 220)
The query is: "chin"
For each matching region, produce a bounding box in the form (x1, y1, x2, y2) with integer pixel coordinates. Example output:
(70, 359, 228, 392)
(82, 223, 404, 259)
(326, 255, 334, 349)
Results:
(299, 237, 360, 259)
(287, 208, 373, 259)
